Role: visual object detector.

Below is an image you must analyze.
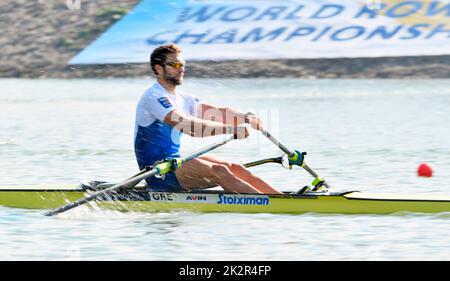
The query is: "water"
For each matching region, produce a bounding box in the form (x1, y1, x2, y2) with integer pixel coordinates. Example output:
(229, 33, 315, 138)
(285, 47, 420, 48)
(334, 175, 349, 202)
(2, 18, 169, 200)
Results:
(1, 78, 449, 260)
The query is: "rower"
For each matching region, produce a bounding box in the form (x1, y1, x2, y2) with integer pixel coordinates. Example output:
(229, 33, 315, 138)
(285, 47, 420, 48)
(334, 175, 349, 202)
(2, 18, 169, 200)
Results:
(134, 43, 282, 195)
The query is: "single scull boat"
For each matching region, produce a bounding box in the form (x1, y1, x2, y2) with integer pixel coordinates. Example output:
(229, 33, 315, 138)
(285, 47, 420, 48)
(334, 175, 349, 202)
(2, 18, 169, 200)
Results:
(1, 181, 450, 214)
(1, 130, 448, 215)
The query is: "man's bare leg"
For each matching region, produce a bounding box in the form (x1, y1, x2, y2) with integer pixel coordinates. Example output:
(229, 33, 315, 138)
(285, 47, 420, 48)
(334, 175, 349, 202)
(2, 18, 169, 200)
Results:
(175, 158, 261, 193)
(197, 155, 282, 194)
(175, 156, 281, 194)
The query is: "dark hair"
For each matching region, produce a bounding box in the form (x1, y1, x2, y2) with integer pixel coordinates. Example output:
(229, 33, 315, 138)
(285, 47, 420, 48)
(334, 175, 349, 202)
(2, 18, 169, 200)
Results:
(150, 43, 181, 75)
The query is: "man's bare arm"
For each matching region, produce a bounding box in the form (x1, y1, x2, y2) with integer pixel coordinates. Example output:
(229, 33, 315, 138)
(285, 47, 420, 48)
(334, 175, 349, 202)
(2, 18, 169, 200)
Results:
(164, 109, 248, 138)
(198, 103, 263, 130)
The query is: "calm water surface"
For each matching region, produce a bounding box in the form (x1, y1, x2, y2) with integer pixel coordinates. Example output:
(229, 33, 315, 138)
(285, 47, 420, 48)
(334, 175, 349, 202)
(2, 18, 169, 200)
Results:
(0, 78, 449, 260)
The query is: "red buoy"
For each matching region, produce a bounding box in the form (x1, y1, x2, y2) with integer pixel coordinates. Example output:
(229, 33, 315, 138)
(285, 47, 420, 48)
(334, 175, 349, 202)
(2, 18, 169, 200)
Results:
(417, 163, 433, 177)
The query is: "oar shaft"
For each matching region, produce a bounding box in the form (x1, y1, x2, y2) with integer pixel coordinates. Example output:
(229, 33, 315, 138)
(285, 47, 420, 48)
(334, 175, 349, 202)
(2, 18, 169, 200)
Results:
(44, 168, 159, 216)
(183, 136, 235, 162)
(303, 163, 331, 189)
(260, 129, 293, 156)
(260, 129, 331, 189)
(44, 136, 235, 216)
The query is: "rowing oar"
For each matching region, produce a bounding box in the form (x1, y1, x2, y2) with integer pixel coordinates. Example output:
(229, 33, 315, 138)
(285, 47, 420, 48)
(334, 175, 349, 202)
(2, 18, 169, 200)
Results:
(259, 128, 331, 190)
(43, 136, 236, 216)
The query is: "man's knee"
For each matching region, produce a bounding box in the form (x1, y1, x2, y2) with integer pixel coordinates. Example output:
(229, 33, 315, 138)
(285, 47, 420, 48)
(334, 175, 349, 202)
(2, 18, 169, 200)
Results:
(211, 164, 233, 179)
(230, 163, 249, 174)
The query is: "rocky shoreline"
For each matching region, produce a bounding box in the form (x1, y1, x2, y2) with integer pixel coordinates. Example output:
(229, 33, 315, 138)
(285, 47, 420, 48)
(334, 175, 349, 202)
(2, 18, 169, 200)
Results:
(1, 0, 449, 79)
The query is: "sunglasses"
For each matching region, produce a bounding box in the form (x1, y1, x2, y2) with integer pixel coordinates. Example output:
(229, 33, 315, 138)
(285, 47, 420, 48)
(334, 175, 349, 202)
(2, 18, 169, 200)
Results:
(165, 61, 185, 70)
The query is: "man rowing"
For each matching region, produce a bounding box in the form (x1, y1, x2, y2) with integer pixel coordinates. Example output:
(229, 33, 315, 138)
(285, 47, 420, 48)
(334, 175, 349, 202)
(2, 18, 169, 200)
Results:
(134, 43, 282, 194)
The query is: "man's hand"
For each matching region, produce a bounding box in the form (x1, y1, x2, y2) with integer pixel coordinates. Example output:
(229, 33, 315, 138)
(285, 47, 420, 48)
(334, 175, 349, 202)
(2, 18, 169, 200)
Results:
(245, 114, 263, 131)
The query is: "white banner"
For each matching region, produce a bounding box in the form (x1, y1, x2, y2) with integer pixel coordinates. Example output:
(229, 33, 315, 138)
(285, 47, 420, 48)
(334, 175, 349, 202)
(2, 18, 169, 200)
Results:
(70, 0, 450, 64)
